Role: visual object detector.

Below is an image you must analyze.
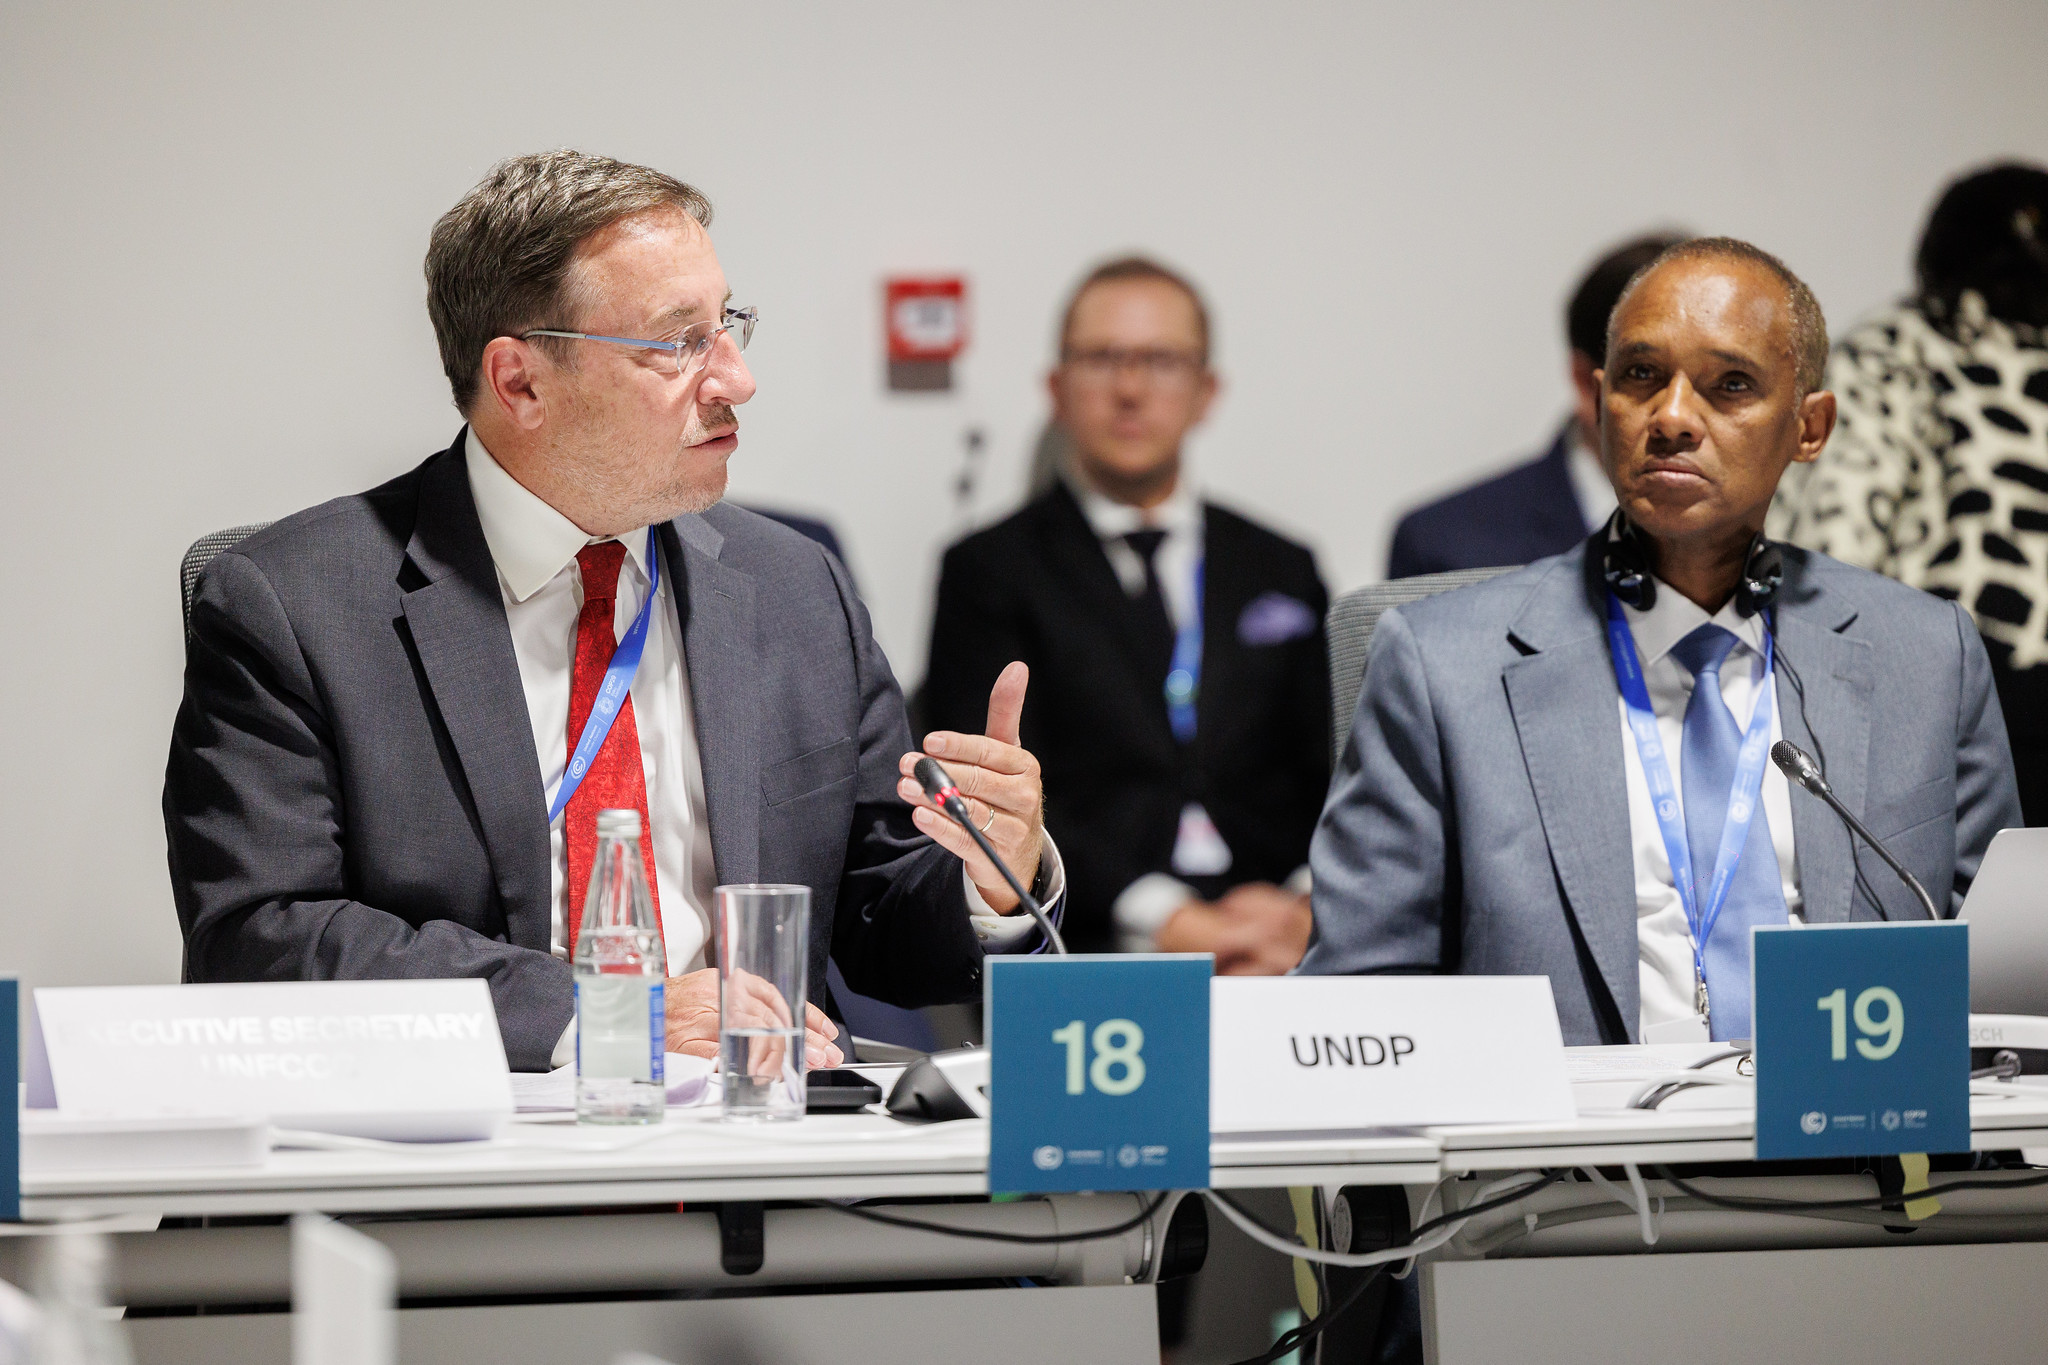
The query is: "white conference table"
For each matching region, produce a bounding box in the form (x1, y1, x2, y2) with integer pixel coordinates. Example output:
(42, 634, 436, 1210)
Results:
(1420, 1083, 2048, 1365)
(1434, 1081, 2048, 1172)
(18, 1073, 2048, 1364)
(19, 1107, 1440, 1221)
(10, 1100, 1437, 1365)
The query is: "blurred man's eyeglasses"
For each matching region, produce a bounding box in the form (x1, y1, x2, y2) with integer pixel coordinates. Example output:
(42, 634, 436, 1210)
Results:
(523, 306, 759, 379)
(1062, 346, 1205, 387)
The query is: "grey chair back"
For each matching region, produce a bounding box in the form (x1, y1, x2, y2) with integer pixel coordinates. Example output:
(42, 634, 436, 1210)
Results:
(1326, 567, 1517, 759)
(180, 523, 273, 639)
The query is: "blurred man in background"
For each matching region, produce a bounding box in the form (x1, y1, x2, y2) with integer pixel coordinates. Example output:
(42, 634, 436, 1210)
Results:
(925, 258, 1330, 970)
(1387, 232, 1687, 577)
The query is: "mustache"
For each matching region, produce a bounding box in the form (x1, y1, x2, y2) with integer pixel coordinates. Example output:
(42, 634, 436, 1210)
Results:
(695, 404, 738, 438)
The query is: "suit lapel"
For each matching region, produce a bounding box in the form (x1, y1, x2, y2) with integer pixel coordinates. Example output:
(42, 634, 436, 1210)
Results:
(1042, 484, 1179, 752)
(1501, 551, 1641, 1032)
(1195, 504, 1237, 757)
(399, 441, 553, 950)
(1772, 565, 1872, 923)
(667, 516, 760, 886)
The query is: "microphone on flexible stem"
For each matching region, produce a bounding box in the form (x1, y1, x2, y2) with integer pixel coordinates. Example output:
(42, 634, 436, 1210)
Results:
(1770, 740, 1942, 920)
(913, 756, 1068, 955)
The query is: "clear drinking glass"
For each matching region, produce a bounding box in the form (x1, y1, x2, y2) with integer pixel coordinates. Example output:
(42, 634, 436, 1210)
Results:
(715, 883, 811, 1121)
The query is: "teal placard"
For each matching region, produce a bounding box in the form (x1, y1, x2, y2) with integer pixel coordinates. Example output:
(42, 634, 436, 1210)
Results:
(1752, 922, 1969, 1161)
(2, 978, 16, 1221)
(986, 954, 1210, 1194)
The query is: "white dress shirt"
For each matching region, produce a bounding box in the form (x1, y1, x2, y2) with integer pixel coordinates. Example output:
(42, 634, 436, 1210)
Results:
(1617, 578, 1803, 1038)
(464, 433, 1043, 1049)
(466, 430, 719, 974)
(1071, 472, 1205, 631)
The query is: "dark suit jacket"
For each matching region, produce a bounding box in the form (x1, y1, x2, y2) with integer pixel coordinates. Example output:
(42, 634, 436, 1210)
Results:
(926, 484, 1330, 952)
(1387, 426, 1589, 578)
(1301, 538, 2022, 1044)
(165, 434, 988, 1070)
(745, 508, 848, 571)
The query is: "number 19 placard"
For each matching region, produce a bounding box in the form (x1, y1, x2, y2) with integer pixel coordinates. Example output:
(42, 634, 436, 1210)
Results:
(986, 955, 1210, 1194)
(1753, 921, 1969, 1160)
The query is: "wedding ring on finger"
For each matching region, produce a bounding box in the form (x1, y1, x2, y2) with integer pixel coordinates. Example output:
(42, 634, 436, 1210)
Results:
(978, 802, 997, 834)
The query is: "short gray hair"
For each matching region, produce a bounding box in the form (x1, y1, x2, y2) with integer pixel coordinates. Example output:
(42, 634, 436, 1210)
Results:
(426, 150, 713, 412)
(1609, 236, 1830, 397)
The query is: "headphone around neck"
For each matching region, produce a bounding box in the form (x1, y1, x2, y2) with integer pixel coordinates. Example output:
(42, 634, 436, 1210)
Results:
(1600, 510, 1783, 617)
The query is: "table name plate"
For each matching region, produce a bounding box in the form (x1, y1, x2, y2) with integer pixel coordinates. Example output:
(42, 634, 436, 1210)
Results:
(986, 954, 1211, 1194)
(28, 980, 514, 1141)
(3, 977, 16, 1220)
(1753, 921, 1969, 1160)
(1211, 976, 1574, 1134)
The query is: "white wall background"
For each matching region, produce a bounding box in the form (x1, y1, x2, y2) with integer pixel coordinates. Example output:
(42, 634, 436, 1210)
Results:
(4, 0, 2045, 995)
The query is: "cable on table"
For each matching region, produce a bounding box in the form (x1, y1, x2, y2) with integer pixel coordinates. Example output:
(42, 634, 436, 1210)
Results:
(1650, 1163, 2048, 1213)
(812, 1191, 1170, 1244)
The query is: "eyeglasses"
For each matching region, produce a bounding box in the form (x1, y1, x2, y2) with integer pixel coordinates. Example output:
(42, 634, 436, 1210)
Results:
(1061, 345, 1206, 387)
(523, 306, 759, 379)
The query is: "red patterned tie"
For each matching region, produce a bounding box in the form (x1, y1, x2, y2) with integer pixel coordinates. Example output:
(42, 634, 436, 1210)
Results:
(564, 541, 663, 960)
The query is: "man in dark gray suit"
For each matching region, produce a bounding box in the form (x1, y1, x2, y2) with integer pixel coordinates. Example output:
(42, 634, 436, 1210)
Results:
(1303, 238, 2021, 1047)
(165, 152, 1057, 1071)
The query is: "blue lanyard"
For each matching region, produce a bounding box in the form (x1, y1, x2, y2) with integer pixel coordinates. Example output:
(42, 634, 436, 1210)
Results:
(548, 528, 661, 824)
(1604, 593, 1775, 1002)
(1164, 558, 1203, 744)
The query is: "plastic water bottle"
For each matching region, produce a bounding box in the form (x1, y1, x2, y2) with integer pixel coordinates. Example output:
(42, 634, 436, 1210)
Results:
(574, 809, 666, 1124)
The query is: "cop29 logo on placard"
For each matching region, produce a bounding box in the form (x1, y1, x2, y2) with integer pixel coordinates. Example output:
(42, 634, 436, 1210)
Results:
(1032, 1145, 1064, 1171)
(1800, 1110, 1827, 1135)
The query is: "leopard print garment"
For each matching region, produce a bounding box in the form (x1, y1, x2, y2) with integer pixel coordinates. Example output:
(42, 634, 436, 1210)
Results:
(1771, 292, 2048, 668)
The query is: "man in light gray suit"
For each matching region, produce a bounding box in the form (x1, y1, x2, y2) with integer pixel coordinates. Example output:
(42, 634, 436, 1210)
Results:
(1303, 238, 2021, 1047)
(165, 152, 1058, 1071)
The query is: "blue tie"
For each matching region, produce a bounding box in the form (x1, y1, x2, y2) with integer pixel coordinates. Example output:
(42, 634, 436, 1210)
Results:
(1669, 623, 1789, 1041)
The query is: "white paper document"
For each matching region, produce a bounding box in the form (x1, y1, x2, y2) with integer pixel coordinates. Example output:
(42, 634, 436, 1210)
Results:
(511, 1054, 715, 1112)
(1564, 1042, 1748, 1113)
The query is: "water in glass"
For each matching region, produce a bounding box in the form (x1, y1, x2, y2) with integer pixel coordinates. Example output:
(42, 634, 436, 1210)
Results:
(715, 884, 811, 1122)
(574, 810, 666, 1124)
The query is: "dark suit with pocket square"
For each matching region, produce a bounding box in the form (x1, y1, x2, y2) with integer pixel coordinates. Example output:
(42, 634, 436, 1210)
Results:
(926, 483, 1331, 951)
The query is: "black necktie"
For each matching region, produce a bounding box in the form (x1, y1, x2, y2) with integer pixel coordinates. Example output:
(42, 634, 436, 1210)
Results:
(1122, 529, 1175, 684)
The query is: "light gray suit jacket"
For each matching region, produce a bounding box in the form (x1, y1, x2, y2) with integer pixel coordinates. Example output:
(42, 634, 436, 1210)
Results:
(1298, 540, 2022, 1044)
(166, 434, 1002, 1070)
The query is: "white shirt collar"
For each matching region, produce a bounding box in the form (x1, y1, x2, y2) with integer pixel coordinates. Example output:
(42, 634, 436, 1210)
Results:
(464, 427, 655, 602)
(1621, 574, 1768, 669)
(1065, 467, 1202, 543)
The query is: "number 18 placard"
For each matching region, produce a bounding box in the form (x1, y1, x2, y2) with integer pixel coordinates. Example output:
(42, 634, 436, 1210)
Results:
(986, 955, 1211, 1194)
(1753, 921, 1969, 1160)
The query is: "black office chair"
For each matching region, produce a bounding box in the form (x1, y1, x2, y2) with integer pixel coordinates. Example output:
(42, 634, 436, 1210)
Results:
(1324, 567, 1517, 758)
(179, 523, 272, 639)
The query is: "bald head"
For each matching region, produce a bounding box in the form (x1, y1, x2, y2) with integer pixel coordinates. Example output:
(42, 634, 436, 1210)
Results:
(1610, 237, 1829, 396)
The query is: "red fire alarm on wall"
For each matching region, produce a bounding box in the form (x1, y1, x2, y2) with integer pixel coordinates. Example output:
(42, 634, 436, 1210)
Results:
(885, 276, 967, 391)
